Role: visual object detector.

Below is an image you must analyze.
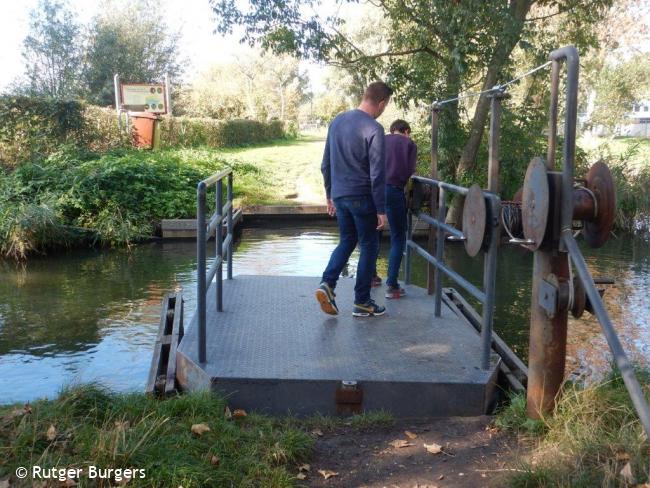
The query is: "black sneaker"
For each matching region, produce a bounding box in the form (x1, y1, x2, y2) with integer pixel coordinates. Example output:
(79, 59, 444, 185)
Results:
(352, 300, 386, 317)
(385, 285, 406, 299)
(315, 282, 339, 315)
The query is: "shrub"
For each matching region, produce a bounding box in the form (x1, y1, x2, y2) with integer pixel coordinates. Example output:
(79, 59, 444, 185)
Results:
(0, 96, 288, 168)
(0, 147, 270, 259)
(159, 116, 286, 148)
(0, 96, 86, 168)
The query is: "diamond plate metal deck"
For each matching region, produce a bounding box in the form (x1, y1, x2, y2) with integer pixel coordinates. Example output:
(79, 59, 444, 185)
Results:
(177, 275, 500, 417)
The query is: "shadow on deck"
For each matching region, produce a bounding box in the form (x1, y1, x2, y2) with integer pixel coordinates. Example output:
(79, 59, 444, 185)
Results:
(176, 275, 500, 417)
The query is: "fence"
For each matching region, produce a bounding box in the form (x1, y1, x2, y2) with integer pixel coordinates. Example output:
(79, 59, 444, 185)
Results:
(196, 169, 234, 363)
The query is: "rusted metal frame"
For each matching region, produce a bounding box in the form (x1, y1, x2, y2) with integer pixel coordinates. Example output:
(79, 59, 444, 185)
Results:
(527, 47, 576, 419)
(434, 186, 446, 316)
(216, 180, 224, 312)
(427, 104, 441, 294)
(563, 233, 650, 438)
(552, 47, 579, 246)
(487, 89, 507, 194)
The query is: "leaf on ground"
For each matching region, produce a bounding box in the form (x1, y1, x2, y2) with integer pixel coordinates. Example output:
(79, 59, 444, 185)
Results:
(311, 428, 324, 437)
(620, 462, 635, 484)
(318, 470, 339, 479)
(46, 424, 57, 441)
(424, 442, 443, 454)
(296, 472, 307, 480)
(390, 439, 414, 448)
(298, 464, 311, 472)
(210, 455, 220, 466)
(224, 406, 232, 420)
(615, 450, 630, 462)
(233, 409, 247, 418)
(405, 430, 418, 439)
(191, 423, 211, 436)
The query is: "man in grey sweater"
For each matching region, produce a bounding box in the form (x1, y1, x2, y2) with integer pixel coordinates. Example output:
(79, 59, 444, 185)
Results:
(316, 82, 392, 317)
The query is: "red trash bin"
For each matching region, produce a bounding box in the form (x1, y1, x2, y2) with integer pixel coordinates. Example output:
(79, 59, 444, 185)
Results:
(130, 112, 160, 149)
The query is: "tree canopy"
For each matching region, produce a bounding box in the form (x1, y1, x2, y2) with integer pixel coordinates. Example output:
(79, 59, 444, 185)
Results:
(211, 0, 612, 181)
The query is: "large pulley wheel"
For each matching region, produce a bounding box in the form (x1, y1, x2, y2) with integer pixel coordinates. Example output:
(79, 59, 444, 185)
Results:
(583, 161, 616, 248)
(462, 184, 486, 257)
(521, 157, 550, 250)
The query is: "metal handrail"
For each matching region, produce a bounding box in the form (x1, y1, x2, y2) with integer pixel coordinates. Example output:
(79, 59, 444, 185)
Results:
(405, 175, 501, 370)
(197, 169, 234, 363)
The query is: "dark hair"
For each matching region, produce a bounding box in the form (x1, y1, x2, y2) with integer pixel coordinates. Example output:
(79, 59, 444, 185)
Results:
(363, 81, 393, 104)
(390, 119, 411, 134)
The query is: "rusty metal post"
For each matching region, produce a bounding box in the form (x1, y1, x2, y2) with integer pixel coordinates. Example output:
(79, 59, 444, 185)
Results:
(427, 104, 440, 295)
(527, 48, 578, 420)
(487, 89, 507, 194)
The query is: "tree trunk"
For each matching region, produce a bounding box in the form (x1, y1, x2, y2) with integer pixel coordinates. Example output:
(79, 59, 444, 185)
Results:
(456, 0, 534, 179)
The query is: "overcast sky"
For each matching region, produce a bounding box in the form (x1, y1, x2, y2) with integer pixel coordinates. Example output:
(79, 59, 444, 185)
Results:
(0, 0, 331, 92)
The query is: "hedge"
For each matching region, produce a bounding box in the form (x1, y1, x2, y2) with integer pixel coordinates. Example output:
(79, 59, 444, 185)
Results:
(159, 116, 285, 148)
(0, 96, 287, 168)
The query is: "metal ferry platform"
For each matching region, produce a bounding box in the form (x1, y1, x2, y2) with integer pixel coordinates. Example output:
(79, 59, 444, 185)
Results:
(176, 275, 500, 417)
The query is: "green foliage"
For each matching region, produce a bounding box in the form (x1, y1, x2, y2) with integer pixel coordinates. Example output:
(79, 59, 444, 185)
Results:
(584, 139, 650, 232)
(0, 147, 267, 259)
(20, 0, 84, 98)
(495, 368, 650, 487)
(176, 52, 307, 122)
(586, 54, 650, 130)
(84, 0, 184, 106)
(0, 96, 86, 167)
(0, 98, 288, 168)
(160, 117, 286, 148)
(0, 385, 313, 487)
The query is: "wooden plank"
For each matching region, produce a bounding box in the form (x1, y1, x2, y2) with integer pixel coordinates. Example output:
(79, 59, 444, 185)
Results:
(146, 293, 173, 394)
(162, 208, 243, 239)
(442, 288, 528, 384)
(165, 293, 184, 395)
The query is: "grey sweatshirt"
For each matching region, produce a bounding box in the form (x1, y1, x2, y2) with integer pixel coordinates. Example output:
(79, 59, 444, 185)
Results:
(321, 109, 386, 214)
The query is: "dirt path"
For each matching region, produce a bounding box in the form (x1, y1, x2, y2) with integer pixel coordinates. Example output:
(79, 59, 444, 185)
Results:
(302, 416, 519, 488)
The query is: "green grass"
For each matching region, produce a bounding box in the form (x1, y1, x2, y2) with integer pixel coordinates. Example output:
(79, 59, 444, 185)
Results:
(494, 368, 650, 487)
(0, 384, 393, 487)
(209, 133, 326, 206)
(579, 136, 650, 173)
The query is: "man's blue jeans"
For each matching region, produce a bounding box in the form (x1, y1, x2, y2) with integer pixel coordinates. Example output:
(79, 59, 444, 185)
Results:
(322, 195, 379, 304)
(386, 184, 407, 287)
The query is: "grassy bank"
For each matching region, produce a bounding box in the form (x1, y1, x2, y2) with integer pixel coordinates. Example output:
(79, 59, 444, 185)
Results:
(0, 135, 326, 260)
(494, 368, 650, 487)
(0, 384, 392, 487)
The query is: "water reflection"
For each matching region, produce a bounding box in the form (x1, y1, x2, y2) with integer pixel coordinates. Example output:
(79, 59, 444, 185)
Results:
(0, 224, 648, 403)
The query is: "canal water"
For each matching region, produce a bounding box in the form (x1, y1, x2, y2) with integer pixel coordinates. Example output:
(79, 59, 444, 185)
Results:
(1, 224, 648, 404)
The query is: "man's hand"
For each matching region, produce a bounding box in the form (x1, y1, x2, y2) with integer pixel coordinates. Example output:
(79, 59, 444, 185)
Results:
(326, 199, 336, 217)
(377, 214, 387, 230)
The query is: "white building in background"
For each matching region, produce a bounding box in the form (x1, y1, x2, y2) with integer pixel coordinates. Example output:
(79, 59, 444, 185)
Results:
(582, 99, 650, 138)
(620, 100, 650, 137)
